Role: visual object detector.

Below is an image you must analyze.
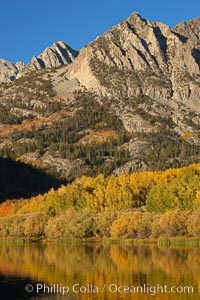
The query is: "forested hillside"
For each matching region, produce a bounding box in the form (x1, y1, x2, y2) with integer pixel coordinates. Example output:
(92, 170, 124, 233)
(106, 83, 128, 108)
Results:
(0, 13, 199, 182)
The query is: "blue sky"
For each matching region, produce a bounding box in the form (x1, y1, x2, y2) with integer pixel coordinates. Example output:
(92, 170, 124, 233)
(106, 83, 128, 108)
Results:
(0, 0, 199, 64)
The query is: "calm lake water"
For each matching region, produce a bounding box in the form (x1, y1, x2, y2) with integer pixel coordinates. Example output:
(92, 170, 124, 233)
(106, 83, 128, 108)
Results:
(0, 242, 199, 300)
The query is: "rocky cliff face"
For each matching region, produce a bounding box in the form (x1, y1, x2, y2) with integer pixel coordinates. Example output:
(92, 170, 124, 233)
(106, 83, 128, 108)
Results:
(68, 13, 200, 96)
(173, 17, 200, 42)
(67, 13, 200, 134)
(0, 59, 24, 83)
(0, 42, 79, 83)
(18, 41, 79, 76)
(0, 13, 199, 178)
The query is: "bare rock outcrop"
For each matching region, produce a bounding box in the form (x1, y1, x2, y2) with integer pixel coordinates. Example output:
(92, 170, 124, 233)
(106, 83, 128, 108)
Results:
(67, 13, 200, 104)
(0, 59, 24, 83)
(66, 12, 200, 132)
(19, 41, 79, 76)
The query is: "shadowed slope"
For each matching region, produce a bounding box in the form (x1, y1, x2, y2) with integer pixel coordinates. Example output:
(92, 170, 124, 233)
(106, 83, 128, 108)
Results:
(0, 157, 63, 202)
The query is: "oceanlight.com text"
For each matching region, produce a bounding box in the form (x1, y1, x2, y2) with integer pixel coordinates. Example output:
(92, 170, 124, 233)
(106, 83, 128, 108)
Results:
(25, 282, 194, 296)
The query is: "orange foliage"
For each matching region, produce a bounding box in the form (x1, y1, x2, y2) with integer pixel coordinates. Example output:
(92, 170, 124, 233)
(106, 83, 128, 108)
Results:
(77, 129, 118, 144)
(0, 199, 24, 217)
(0, 110, 71, 136)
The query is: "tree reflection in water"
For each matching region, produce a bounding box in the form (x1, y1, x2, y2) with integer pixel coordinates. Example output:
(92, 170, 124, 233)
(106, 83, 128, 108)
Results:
(0, 243, 199, 300)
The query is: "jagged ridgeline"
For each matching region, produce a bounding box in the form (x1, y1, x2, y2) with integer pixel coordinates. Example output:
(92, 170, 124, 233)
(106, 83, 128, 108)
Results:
(0, 12, 199, 182)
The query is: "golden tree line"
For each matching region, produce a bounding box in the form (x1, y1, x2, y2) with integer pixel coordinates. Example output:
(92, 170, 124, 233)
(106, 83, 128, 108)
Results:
(0, 163, 199, 239)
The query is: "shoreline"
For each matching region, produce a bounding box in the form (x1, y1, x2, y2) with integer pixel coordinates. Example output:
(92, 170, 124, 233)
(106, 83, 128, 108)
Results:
(0, 236, 200, 247)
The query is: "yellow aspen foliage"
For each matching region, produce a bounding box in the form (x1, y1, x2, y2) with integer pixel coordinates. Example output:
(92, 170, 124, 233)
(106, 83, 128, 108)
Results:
(111, 211, 155, 239)
(23, 213, 47, 237)
(0, 163, 199, 241)
(151, 210, 190, 238)
(186, 209, 200, 237)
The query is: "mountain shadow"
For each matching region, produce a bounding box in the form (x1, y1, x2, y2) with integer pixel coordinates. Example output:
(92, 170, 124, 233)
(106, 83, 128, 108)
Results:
(0, 157, 64, 203)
